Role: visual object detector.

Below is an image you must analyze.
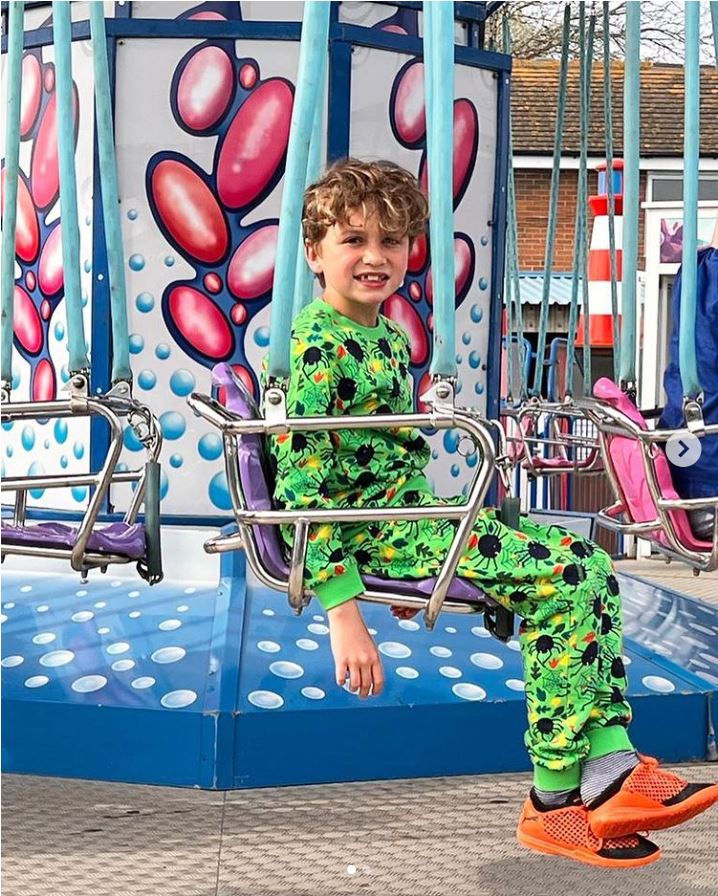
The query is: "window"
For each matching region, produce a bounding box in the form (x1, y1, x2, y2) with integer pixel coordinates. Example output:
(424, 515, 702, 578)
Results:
(651, 176, 718, 202)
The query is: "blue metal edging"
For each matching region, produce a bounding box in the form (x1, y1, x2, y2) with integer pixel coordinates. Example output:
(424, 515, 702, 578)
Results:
(327, 36, 352, 162)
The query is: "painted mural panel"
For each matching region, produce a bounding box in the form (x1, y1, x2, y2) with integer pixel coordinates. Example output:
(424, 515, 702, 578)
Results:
(20, 2, 119, 31)
(130, 2, 304, 21)
(112, 36, 301, 515)
(2, 41, 94, 510)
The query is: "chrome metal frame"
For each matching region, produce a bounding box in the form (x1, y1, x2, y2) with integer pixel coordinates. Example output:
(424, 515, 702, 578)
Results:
(502, 398, 603, 477)
(1, 392, 162, 576)
(575, 395, 718, 572)
(187, 388, 499, 630)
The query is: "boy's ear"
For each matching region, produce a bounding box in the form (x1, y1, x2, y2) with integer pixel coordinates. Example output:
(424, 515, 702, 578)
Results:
(304, 240, 323, 275)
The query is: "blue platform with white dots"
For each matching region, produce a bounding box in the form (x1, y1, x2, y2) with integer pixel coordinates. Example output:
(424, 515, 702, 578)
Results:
(2, 549, 717, 789)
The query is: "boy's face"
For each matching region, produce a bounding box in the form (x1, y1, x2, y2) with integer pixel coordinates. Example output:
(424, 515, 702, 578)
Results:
(305, 206, 410, 327)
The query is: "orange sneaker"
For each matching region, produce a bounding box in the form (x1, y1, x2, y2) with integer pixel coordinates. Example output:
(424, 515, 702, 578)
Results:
(589, 755, 718, 838)
(516, 789, 661, 868)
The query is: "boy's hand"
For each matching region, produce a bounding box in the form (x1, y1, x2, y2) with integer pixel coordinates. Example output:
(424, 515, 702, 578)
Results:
(390, 605, 421, 620)
(327, 599, 384, 698)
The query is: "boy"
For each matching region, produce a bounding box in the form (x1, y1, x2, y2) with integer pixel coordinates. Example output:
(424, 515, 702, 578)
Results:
(268, 158, 718, 867)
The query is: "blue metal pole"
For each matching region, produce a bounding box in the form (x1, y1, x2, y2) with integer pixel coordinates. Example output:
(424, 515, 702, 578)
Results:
(268, 0, 331, 380)
(292, 49, 327, 320)
(89, 2, 131, 386)
(711, 2, 718, 67)
(52, 0, 90, 376)
(425, 0, 456, 378)
(1, 1, 25, 394)
(680, 1, 701, 400)
(619, 2, 640, 391)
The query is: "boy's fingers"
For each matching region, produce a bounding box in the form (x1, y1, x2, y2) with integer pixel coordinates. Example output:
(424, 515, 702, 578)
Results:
(335, 661, 348, 688)
(349, 664, 362, 694)
(371, 659, 384, 696)
(359, 664, 374, 698)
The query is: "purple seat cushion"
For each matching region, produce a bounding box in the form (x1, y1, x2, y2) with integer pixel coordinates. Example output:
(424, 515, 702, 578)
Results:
(1, 520, 146, 560)
(211, 362, 487, 607)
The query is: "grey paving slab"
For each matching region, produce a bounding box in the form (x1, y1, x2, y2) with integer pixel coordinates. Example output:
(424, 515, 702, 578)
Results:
(1, 776, 225, 896)
(3, 766, 718, 896)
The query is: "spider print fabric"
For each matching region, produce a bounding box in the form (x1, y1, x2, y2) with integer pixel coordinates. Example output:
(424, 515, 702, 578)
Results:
(268, 299, 633, 774)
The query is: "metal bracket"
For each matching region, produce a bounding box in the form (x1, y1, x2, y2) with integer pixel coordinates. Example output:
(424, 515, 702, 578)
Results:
(683, 397, 705, 435)
(420, 377, 456, 411)
(64, 370, 90, 409)
(264, 382, 288, 430)
(106, 379, 133, 402)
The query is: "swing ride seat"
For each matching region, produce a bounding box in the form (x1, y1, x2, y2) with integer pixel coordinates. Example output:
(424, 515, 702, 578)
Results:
(0, 393, 164, 581)
(188, 363, 517, 640)
(579, 378, 718, 570)
(210, 362, 492, 606)
(0, 520, 146, 560)
(503, 400, 603, 476)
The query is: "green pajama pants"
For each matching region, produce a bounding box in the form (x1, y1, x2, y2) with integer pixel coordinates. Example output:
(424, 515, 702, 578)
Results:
(352, 507, 634, 789)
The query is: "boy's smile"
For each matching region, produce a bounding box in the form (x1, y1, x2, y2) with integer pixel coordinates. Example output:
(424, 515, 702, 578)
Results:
(305, 207, 410, 327)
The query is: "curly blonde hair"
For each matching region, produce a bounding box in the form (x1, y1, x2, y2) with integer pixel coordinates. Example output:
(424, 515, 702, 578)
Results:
(302, 158, 428, 245)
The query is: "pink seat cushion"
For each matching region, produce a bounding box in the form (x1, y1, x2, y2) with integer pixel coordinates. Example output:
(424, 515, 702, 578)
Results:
(593, 378, 711, 550)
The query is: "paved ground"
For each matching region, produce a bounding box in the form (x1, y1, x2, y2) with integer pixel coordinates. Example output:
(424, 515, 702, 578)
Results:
(2, 766, 718, 896)
(2, 559, 717, 896)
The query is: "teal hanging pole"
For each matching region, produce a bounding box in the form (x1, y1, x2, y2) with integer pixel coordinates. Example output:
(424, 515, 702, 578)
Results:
(532, 3, 570, 398)
(503, 13, 526, 402)
(711, 2, 718, 66)
(423, 0, 435, 139)
(89, 2, 131, 386)
(425, 0, 456, 379)
(619, 1, 640, 394)
(579, 11, 595, 395)
(1, 1, 25, 397)
(602, 1, 620, 381)
(53, 0, 90, 378)
(292, 48, 327, 320)
(680, 1, 702, 401)
(565, 3, 588, 397)
(268, 1, 330, 380)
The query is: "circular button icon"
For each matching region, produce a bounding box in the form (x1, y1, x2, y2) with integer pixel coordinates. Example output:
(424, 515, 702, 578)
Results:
(665, 432, 702, 468)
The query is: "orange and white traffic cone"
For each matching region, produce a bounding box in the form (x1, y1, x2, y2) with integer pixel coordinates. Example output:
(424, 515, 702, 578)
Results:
(577, 160, 623, 348)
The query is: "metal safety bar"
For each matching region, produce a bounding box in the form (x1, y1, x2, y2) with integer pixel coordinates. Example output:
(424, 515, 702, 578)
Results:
(576, 395, 718, 572)
(187, 389, 498, 631)
(1, 394, 162, 576)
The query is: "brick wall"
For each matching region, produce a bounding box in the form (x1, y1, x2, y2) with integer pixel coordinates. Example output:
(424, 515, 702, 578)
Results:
(514, 168, 646, 271)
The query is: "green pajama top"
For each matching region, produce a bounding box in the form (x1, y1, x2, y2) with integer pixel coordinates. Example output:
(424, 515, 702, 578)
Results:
(268, 298, 435, 610)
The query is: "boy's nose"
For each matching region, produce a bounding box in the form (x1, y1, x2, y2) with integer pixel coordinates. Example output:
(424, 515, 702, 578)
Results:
(362, 244, 386, 264)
